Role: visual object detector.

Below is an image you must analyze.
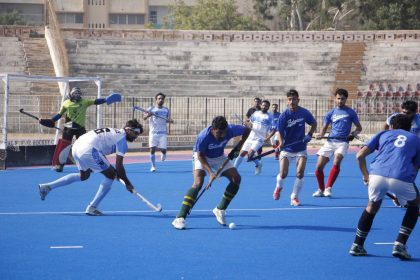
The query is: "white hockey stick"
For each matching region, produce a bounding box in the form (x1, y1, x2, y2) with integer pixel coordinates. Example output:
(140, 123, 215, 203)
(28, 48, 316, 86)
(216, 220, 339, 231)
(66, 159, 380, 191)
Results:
(118, 179, 162, 212)
(133, 106, 169, 121)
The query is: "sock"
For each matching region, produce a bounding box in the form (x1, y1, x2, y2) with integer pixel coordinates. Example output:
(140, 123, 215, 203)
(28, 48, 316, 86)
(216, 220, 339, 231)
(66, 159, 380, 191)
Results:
(315, 169, 325, 191)
(89, 178, 113, 208)
(395, 205, 419, 245)
(234, 156, 244, 168)
(276, 174, 284, 189)
(291, 178, 303, 198)
(177, 187, 199, 218)
(217, 182, 240, 210)
(326, 165, 340, 188)
(252, 159, 260, 166)
(150, 154, 156, 167)
(43, 173, 81, 190)
(354, 210, 375, 246)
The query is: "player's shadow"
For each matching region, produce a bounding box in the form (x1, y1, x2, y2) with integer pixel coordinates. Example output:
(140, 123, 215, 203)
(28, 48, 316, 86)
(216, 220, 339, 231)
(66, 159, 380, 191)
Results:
(236, 224, 355, 232)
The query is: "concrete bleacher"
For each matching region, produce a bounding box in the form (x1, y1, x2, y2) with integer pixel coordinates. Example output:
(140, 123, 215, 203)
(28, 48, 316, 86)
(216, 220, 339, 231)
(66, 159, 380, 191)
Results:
(65, 38, 342, 97)
(360, 41, 420, 89)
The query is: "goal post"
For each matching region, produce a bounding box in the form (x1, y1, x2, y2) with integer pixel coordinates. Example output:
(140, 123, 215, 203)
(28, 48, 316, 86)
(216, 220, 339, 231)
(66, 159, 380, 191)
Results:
(0, 73, 102, 169)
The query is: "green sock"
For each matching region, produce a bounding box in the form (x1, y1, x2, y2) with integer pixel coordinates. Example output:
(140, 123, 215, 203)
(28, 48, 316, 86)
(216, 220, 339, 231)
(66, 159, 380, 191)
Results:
(177, 187, 199, 218)
(217, 182, 239, 210)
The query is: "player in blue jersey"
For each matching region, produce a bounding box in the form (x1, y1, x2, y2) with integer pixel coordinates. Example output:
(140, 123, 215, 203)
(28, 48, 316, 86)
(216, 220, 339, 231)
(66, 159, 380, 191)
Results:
(270, 103, 281, 160)
(172, 116, 250, 230)
(384, 100, 420, 207)
(143, 92, 174, 172)
(37, 119, 143, 215)
(272, 90, 317, 206)
(313, 88, 362, 197)
(385, 100, 420, 137)
(349, 114, 420, 260)
(234, 100, 274, 175)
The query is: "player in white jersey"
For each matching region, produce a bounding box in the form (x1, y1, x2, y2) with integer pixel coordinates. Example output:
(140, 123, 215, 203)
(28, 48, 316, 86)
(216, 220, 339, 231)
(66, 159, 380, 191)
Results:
(234, 100, 274, 175)
(350, 114, 420, 260)
(270, 103, 281, 160)
(143, 92, 173, 172)
(37, 119, 143, 216)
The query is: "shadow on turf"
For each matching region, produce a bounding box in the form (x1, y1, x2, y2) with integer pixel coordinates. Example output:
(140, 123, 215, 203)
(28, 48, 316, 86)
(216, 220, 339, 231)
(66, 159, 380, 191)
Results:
(234, 224, 356, 232)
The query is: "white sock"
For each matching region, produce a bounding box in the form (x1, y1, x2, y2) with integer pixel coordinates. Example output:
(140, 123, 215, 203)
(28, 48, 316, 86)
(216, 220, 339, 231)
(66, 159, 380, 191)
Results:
(276, 174, 284, 188)
(150, 154, 156, 167)
(234, 156, 244, 168)
(291, 178, 303, 198)
(43, 173, 81, 190)
(89, 178, 113, 208)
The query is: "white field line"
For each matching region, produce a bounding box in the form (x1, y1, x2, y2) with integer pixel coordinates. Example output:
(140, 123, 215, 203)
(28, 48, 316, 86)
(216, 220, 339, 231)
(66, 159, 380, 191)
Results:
(0, 206, 396, 215)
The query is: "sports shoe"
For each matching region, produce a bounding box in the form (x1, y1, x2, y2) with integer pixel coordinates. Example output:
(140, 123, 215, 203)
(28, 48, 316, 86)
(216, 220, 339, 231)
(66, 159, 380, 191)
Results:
(255, 162, 262, 175)
(150, 166, 156, 172)
(213, 207, 227, 226)
(38, 184, 51, 201)
(392, 243, 411, 260)
(290, 197, 300, 206)
(52, 164, 63, 172)
(273, 186, 282, 200)
(349, 243, 367, 256)
(85, 205, 103, 216)
(313, 189, 324, 197)
(324, 187, 332, 197)
(172, 217, 186, 230)
(161, 153, 166, 162)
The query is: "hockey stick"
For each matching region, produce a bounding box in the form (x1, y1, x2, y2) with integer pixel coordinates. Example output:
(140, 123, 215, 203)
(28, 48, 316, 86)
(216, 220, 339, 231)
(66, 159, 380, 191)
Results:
(19, 109, 61, 131)
(118, 179, 162, 212)
(133, 106, 169, 121)
(233, 113, 244, 125)
(247, 139, 304, 162)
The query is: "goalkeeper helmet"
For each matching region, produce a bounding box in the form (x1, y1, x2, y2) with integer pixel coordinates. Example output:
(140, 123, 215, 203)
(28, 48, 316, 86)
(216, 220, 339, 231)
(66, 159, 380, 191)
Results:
(69, 87, 82, 102)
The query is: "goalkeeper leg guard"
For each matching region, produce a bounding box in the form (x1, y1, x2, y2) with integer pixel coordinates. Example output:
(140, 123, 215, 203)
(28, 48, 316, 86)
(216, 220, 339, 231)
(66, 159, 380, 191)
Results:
(52, 139, 72, 167)
(177, 187, 199, 218)
(217, 182, 239, 210)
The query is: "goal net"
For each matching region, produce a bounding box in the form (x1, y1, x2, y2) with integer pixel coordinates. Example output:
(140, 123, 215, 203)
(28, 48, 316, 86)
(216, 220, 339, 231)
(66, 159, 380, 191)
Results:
(0, 73, 102, 169)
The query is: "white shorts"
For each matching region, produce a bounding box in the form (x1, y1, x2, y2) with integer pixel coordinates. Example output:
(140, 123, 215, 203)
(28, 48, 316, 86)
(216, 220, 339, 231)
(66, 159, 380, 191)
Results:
(368, 175, 418, 202)
(317, 141, 349, 159)
(149, 133, 167, 149)
(193, 152, 234, 174)
(241, 136, 264, 152)
(72, 145, 110, 172)
(280, 150, 307, 161)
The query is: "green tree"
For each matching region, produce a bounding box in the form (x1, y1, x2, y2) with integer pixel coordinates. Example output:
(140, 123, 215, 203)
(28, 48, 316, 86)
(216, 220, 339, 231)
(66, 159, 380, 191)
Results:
(165, 0, 267, 30)
(0, 10, 26, 25)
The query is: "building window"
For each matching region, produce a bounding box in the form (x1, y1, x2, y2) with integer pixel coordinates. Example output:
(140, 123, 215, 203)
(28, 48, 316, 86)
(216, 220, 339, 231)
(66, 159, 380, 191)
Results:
(58, 13, 83, 24)
(109, 14, 144, 25)
(149, 11, 157, 24)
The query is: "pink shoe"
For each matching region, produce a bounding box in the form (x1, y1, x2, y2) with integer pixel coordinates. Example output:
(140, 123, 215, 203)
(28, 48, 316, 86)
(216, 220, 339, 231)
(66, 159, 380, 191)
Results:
(273, 186, 282, 200)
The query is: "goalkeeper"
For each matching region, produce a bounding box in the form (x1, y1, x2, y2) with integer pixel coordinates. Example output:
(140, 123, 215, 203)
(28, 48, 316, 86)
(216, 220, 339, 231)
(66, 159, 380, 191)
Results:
(172, 116, 250, 230)
(39, 87, 121, 172)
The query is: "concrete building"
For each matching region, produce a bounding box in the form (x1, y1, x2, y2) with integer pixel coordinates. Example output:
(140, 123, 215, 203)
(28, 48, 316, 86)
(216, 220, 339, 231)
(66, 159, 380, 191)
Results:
(0, 0, 253, 29)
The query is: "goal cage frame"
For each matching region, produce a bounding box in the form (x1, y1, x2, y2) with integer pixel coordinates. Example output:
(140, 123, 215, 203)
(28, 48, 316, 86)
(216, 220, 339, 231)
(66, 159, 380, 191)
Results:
(0, 73, 102, 169)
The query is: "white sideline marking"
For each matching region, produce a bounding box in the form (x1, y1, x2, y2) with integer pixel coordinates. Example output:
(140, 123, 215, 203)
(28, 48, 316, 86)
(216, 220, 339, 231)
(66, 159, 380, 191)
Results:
(50, 246, 83, 249)
(374, 242, 394, 245)
(0, 206, 391, 216)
